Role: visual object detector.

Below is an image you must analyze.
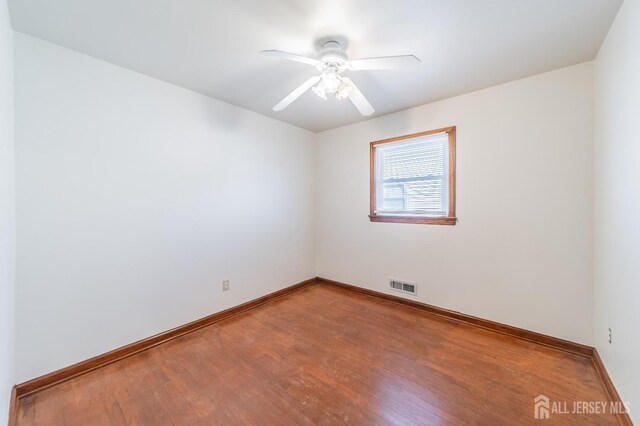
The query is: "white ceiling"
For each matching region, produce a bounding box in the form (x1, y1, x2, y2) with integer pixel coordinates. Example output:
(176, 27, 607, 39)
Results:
(8, 0, 622, 132)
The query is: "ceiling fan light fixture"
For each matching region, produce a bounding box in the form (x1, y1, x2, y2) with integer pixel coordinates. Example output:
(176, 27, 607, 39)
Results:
(312, 83, 327, 100)
(312, 73, 353, 101)
(336, 80, 353, 100)
(321, 70, 341, 93)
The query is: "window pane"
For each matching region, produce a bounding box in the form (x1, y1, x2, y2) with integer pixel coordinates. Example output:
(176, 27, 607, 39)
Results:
(382, 182, 405, 210)
(405, 179, 443, 212)
(382, 143, 444, 179)
(375, 132, 448, 217)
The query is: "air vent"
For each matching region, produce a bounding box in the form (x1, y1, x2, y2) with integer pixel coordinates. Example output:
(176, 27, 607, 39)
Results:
(389, 279, 417, 296)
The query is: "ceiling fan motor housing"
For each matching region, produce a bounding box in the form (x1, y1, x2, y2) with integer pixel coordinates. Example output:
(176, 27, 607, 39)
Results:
(318, 41, 348, 70)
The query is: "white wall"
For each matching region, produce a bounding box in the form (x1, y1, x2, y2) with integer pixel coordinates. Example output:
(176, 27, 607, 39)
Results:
(0, 0, 14, 422)
(14, 33, 316, 382)
(316, 63, 594, 345)
(594, 0, 640, 421)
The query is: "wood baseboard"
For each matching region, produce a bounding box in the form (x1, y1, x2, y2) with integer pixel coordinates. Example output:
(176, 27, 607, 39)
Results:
(316, 276, 593, 357)
(14, 277, 316, 398)
(592, 349, 634, 426)
(317, 276, 633, 426)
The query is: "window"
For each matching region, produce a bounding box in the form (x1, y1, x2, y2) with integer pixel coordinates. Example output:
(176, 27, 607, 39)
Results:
(369, 127, 456, 225)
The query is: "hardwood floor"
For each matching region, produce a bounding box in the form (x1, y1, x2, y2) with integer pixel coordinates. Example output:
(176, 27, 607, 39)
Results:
(15, 284, 619, 425)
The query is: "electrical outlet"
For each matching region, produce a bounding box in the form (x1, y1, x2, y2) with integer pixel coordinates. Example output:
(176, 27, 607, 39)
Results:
(223, 280, 230, 291)
(608, 328, 613, 344)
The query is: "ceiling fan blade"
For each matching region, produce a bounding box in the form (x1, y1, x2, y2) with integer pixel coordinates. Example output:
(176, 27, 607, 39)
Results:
(348, 55, 420, 70)
(273, 75, 321, 112)
(260, 50, 322, 67)
(342, 77, 374, 116)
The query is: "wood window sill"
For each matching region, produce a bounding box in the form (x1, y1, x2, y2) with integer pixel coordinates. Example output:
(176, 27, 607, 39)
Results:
(369, 215, 457, 225)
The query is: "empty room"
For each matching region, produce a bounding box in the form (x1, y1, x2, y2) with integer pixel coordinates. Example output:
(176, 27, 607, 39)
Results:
(1, 0, 639, 424)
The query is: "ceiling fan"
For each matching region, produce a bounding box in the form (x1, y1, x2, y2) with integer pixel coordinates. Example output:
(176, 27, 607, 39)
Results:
(261, 41, 420, 116)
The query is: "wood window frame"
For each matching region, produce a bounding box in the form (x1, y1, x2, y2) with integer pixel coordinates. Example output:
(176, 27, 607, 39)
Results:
(369, 126, 457, 225)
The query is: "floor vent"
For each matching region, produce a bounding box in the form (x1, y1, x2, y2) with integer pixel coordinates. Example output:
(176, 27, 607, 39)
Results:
(389, 279, 417, 296)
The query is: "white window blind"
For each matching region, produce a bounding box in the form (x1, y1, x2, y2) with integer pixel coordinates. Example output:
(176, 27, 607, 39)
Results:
(374, 132, 449, 217)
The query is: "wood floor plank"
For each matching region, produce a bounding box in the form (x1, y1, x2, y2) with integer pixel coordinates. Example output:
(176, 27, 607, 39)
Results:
(15, 284, 620, 425)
